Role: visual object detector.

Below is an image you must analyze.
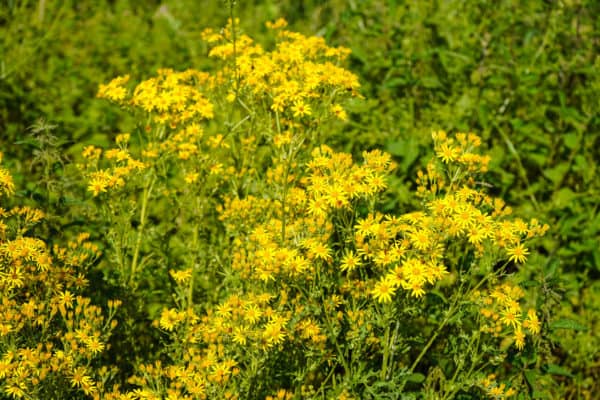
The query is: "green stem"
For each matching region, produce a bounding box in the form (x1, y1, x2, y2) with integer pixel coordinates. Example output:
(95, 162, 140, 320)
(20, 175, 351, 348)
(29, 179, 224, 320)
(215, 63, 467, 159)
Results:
(381, 314, 392, 380)
(229, 1, 240, 96)
(188, 227, 198, 308)
(495, 123, 539, 209)
(129, 177, 154, 286)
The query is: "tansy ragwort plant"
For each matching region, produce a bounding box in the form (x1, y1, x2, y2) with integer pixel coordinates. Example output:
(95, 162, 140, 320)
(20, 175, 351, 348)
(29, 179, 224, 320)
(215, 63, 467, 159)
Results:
(71, 18, 547, 400)
(85, 17, 358, 290)
(98, 129, 547, 399)
(0, 154, 120, 399)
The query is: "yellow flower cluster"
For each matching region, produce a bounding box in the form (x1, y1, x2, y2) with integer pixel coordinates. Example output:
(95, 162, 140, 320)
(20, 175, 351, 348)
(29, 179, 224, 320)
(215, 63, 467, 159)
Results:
(480, 373, 517, 399)
(90, 15, 550, 397)
(306, 145, 394, 215)
(367, 133, 548, 301)
(118, 291, 293, 399)
(265, 388, 293, 400)
(92, 68, 238, 199)
(83, 144, 147, 197)
(98, 69, 213, 127)
(97, 74, 130, 102)
(0, 165, 119, 398)
(109, 148, 392, 397)
(203, 18, 359, 121)
(431, 130, 491, 172)
(476, 283, 541, 350)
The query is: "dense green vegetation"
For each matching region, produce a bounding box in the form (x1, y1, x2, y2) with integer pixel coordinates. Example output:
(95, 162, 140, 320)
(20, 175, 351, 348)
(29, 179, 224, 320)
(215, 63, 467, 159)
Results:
(0, 1, 598, 398)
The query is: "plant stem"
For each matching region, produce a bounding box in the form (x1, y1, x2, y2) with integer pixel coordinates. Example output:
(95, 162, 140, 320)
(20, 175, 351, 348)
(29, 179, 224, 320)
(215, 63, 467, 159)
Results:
(380, 303, 395, 380)
(129, 177, 154, 286)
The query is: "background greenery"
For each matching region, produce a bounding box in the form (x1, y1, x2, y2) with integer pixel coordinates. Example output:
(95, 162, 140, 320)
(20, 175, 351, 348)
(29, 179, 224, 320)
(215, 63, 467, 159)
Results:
(1, 0, 598, 398)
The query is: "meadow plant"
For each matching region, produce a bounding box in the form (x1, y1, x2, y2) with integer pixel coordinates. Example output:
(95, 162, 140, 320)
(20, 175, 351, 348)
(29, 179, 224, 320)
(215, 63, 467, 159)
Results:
(0, 18, 550, 400)
(0, 154, 120, 399)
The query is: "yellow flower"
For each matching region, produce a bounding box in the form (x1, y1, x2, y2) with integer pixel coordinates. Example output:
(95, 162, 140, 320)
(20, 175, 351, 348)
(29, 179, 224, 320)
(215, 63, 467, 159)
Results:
(436, 142, 459, 163)
(506, 242, 529, 264)
(0, 167, 15, 196)
(499, 308, 521, 329)
(115, 133, 130, 145)
(243, 303, 263, 324)
(262, 320, 286, 348)
(291, 101, 311, 118)
(371, 278, 396, 303)
(523, 309, 540, 335)
(340, 251, 361, 272)
(169, 268, 193, 284)
(331, 104, 348, 121)
(514, 326, 526, 350)
(159, 308, 185, 331)
(85, 335, 105, 355)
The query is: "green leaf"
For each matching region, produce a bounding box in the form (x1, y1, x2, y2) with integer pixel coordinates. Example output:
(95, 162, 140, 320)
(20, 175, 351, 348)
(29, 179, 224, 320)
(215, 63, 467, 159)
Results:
(421, 76, 441, 88)
(405, 373, 425, 383)
(549, 318, 588, 332)
(543, 363, 573, 378)
(543, 163, 569, 185)
(383, 77, 407, 88)
(552, 188, 577, 209)
(563, 133, 579, 150)
(524, 369, 537, 388)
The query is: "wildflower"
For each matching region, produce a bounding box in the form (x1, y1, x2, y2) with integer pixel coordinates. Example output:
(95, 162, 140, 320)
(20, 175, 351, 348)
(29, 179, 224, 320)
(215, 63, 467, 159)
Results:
(523, 309, 540, 334)
(340, 251, 361, 272)
(243, 303, 262, 324)
(169, 268, 193, 284)
(371, 278, 396, 303)
(506, 242, 529, 264)
(70, 366, 95, 390)
(97, 74, 129, 102)
(159, 308, 185, 331)
(87, 176, 109, 197)
(115, 133, 130, 145)
(407, 281, 426, 298)
(183, 172, 200, 184)
(262, 320, 286, 348)
(514, 326, 526, 350)
(308, 241, 332, 262)
(85, 336, 105, 355)
(499, 308, 521, 329)
(0, 167, 15, 196)
(331, 104, 348, 121)
(4, 265, 24, 289)
(58, 290, 75, 316)
(291, 101, 311, 118)
(266, 18, 288, 29)
(232, 326, 248, 345)
(436, 142, 459, 163)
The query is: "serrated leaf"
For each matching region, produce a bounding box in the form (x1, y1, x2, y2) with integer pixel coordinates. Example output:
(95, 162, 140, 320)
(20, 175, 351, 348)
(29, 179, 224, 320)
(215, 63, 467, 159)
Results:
(550, 318, 588, 331)
(544, 363, 573, 377)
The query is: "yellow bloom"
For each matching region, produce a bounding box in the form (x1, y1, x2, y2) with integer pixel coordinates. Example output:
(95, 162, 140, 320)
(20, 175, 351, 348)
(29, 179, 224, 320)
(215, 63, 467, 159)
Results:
(436, 142, 459, 163)
(291, 101, 311, 118)
(331, 104, 348, 121)
(169, 268, 193, 284)
(0, 167, 15, 196)
(514, 326, 526, 350)
(371, 278, 396, 303)
(499, 308, 521, 329)
(340, 251, 361, 272)
(506, 242, 529, 264)
(523, 309, 540, 335)
(159, 308, 185, 331)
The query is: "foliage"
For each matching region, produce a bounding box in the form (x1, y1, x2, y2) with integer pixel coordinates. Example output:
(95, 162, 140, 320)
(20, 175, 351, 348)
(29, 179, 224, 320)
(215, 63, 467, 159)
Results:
(0, 1, 598, 399)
